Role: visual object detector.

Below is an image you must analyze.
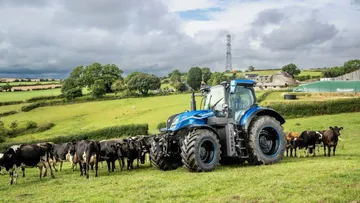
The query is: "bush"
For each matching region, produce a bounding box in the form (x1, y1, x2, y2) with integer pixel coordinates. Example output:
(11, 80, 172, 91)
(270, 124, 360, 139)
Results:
(157, 122, 166, 130)
(25, 121, 38, 129)
(0, 101, 24, 107)
(27, 95, 64, 102)
(0, 110, 18, 117)
(268, 98, 360, 119)
(64, 88, 83, 100)
(257, 91, 272, 103)
(0, 123, 148, 150)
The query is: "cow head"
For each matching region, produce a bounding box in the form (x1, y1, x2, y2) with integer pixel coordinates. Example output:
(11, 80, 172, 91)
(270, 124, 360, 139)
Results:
(329, 126, 343, 137)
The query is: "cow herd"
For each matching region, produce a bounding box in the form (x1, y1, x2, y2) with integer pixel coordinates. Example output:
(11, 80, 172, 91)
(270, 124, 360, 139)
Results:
(285, 126, 344, 158)
(0, 125, 344, 185)
(0, 135, 155, 185)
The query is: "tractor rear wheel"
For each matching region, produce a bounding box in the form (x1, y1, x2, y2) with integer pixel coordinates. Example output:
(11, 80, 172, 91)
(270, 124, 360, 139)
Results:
(247, 116, 285, 165)
(150, 138, 182, 171)
(181, 129, 221, 172)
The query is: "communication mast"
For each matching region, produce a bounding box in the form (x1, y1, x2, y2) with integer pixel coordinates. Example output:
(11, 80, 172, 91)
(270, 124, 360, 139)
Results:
(225, 34, 232, 72)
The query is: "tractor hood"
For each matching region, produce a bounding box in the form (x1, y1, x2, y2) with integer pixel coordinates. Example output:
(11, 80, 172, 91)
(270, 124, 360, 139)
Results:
(166, 110, 215, 132)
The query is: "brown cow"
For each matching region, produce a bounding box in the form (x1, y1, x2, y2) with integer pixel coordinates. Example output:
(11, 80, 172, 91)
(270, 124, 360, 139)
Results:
(285, 132, 299, 157)
(320, 126, 343, 157)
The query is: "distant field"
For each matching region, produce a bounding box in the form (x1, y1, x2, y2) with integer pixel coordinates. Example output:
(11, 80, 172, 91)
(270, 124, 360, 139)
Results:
(0, 81, 59, 86)
(259, 92, 359, 105)
(0, 104, 23, 114)
(0, 88, 62, 102)
(0, 112, 359, 203)
(231, 69, 322, 77)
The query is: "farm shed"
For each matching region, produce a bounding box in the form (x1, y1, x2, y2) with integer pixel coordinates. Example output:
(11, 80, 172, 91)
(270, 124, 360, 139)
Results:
(293, 81, 360, 93)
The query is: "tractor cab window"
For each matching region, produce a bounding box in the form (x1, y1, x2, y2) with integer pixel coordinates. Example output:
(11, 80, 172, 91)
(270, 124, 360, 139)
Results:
(203, 85, 225, 115)
(229, 86, 255, 122)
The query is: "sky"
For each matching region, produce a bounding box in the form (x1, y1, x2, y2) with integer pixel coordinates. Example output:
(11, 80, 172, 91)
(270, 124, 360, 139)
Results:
(0, 0, 360, 78)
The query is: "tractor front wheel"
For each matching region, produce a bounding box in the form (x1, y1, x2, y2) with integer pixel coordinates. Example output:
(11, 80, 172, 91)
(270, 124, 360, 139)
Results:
(150, 138, 182, 171)
(181, 129, 221, 172)
(247, 116, 286, 165)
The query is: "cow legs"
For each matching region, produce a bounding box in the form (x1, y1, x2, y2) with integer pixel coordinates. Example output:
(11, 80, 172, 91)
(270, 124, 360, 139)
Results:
(86, 163, 90, 179)
(95, 159, 99, 177)
(328, 146, 331, 157)
(111, 160, 115, 172)
(38, 165, 43, 179)
(22, 166, 25, 177)
(60, 161, 63, 171)
(323, 145, 327, 156)
(13, 165, 19, 184)
(106, 160, 111, 172)
(333, 145, 337, 156)
(79, 162, 83, 176)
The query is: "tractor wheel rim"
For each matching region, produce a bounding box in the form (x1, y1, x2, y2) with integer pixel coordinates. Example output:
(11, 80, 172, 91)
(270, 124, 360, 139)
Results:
(258, 127, 280, 156)
(199, 140, 215, 164)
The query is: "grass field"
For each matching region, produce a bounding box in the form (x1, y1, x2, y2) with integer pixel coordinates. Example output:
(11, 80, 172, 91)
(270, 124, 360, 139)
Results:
(1, 94, 201, 143)
(0, 89, 62, 102)
(0, 112, 359, 203)
(0, 81, 59, 86)
(233, 69, 322, 77)
(0, 104, 23, 114)
(260, 92, 359, 105)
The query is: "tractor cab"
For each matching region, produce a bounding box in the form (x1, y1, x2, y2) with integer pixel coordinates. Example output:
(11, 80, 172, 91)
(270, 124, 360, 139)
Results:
(201, 79, 257, 123)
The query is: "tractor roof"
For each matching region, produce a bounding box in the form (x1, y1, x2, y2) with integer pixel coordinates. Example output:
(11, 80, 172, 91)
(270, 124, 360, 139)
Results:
(230, 79, 256, 86)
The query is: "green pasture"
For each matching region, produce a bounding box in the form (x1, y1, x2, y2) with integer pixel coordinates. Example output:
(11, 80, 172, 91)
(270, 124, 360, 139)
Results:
(0, 112, 359, 203)
(260, 92, 359, 105)
(235, 69, 322, 77)
(0, 81, 59, 86)
(0, 89, 62, 102)
(0, 94, 202, 143)
(0, 104, 23, 114)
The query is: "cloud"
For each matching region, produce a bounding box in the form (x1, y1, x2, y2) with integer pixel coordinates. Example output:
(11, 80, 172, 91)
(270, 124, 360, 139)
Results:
(0, 0, 360, 78)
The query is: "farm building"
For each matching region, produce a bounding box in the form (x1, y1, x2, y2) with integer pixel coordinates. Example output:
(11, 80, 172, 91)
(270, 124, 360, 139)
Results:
(254, 72, 298, 90)
(293, 81, 360, 93)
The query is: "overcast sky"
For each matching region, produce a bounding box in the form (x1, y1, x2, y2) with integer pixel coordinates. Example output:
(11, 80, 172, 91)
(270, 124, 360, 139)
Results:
(0, 0, 359, 78)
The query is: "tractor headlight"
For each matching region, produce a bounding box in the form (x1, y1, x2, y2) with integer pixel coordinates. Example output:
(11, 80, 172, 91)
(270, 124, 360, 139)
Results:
(170, 116, 179, 128)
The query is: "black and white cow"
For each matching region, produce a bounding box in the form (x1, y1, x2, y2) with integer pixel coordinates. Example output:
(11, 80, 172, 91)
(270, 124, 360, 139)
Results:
(124, 137, 142, 169)
(99, 140, 123, 172)
(52, 142, 73, 171)
(292, 130, 323, 157)
(70, 140, 101, 179)
(0, 144, 55, 185)
(138, 135, 155, 165)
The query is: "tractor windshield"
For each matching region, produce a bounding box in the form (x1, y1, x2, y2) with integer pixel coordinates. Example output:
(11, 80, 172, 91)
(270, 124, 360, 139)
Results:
(203, 85, 225, 113)
(229, 86, 255, 122)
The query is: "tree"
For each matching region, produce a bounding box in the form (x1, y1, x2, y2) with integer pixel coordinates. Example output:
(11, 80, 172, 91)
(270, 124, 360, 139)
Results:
(169, 69, 181, 84)
(61, 65, 85, 96)
(102, 64, 123, 92)
(173, 81, 187, 92)
(64, 88, 83, 100)
(201, 67, 212, 83)
(248, 66, 255, 72)
(343, 59, 360, 73)
(1, 83, 12, 92)
(82, 62, 103, 87)
(91, 79, 107, 98)
(111, 79, 126, 95)
(124, 71, 141, 84)
(127, 73, 161, 95)
(208, 72, 227, 86)
(186, 67, 202, 90)
(281, 63, 300, 76)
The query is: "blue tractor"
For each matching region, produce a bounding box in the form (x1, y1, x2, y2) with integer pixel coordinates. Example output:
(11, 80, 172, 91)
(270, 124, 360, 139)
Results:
(150, 79, 286, 172)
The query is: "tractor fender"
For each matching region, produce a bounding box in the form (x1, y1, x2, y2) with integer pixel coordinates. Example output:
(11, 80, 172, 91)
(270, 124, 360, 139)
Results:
(242, 108, 285, 132)
(186, 124, 220, 138)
